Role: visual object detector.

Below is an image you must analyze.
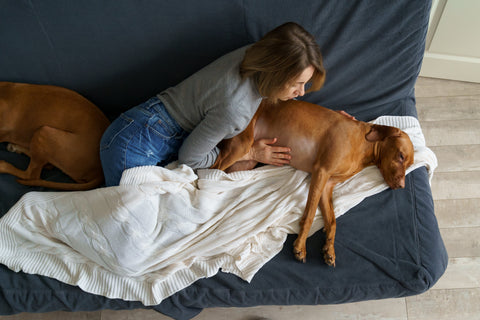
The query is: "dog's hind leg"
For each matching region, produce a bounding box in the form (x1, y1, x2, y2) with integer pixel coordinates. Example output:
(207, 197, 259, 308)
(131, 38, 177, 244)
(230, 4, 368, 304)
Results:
(0, 127, 53, 182)
(26, 125, 101, 184)
(6, 125, 95, 186)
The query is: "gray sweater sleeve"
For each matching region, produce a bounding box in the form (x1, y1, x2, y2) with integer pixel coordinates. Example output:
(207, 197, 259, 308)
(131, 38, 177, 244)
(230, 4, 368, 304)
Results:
(158, 45, 262, 169)
(177, 95, 257, 169)
(177, 109, 229, 169)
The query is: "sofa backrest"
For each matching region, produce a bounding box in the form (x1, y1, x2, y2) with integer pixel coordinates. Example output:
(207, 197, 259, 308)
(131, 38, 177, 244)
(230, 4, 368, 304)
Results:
(0, 0, 430, 121)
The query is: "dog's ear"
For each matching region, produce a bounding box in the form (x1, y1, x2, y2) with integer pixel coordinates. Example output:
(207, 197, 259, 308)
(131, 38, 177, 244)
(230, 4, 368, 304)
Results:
(365, 124, 401, 142)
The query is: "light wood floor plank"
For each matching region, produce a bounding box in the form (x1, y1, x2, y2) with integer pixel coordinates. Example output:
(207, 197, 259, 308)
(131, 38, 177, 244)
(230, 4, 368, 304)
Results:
(415, 77, 480, 98)
(434, 198, 480, 228)
(439, 227, 480, 258)
(421, 120, 480, 147)
(432, 257, 480, 290)
(431, 171, 480, 200)
(416, 96, 480, 121)
(429, 145, 480, 173)
(406, 288, 480, 320)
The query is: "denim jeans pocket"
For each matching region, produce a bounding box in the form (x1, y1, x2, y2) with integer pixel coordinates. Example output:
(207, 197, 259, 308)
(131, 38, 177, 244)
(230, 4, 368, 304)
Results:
(100, 113, 135, 150)
(148, 117, 184, 140)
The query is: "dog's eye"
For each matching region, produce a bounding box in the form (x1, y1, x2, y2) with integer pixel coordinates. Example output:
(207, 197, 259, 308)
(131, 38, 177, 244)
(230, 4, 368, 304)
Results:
(399, 152, 405, 162)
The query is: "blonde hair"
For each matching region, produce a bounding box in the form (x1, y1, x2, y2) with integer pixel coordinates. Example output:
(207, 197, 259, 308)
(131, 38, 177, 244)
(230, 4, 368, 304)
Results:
(240, 22, 326, 103)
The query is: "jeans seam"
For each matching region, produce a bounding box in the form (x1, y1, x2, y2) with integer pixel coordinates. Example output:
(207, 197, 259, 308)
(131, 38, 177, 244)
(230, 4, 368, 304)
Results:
(100, 114, 134, 151)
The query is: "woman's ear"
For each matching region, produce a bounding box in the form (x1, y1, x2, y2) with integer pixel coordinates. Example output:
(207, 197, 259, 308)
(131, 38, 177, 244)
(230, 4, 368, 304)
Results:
(365, 124, 401, 142)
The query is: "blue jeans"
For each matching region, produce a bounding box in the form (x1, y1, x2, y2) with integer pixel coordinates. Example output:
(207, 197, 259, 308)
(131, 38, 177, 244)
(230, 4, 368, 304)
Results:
(100, 97, 188, 186)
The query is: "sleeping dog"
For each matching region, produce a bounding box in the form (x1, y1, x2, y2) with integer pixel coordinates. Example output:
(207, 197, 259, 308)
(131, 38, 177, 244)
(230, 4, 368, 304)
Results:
(211, 99, 414, 266)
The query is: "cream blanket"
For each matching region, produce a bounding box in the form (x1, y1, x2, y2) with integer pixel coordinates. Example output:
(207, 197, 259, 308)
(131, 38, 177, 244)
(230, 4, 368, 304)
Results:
(0, 116, 436, 305)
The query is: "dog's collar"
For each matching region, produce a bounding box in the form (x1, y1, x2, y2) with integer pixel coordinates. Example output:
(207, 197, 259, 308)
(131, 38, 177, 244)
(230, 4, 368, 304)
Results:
(373, 141, 381, 165)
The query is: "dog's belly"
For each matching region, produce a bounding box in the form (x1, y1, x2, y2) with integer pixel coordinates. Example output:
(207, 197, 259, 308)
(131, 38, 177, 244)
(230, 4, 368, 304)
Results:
(254, 120, 317, 173)
(278, 135, 317, 173)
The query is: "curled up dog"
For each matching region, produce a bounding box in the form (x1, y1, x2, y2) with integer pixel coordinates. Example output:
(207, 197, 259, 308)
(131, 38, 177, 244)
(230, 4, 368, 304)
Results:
(0, 82, 110, 190)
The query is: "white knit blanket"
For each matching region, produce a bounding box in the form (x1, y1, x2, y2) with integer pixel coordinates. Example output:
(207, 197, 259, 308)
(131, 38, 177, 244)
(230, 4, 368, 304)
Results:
(0, 116, 436, 306)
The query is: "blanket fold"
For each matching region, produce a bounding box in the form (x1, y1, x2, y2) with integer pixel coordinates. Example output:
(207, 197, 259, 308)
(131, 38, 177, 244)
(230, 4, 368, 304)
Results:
(0, 116, 436, 305)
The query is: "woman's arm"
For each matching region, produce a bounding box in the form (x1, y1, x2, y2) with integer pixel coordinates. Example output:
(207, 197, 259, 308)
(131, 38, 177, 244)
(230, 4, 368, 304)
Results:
(178, 114, 291, 169)
(177, 114, 227, 169)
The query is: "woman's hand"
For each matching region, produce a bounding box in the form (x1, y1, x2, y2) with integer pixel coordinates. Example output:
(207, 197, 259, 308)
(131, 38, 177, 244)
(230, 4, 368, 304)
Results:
(242, 138, 291, 166)
(338, 110, 356, 121)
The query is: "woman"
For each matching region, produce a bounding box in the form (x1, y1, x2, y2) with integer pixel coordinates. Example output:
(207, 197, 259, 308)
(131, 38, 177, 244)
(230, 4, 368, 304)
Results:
(100, 22, 326, 186)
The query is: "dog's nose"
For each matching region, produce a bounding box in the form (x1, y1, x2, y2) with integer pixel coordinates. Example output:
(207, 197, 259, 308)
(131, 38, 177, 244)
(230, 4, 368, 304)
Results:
(393, 178, 405, 189)
(388, 176, 405, 190)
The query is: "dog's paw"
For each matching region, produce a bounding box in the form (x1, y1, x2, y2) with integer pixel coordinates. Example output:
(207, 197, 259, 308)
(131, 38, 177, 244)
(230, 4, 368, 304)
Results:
(293, 248, 307, 263)
(323, 244, 336, 267)
(293, 239, 307, 263)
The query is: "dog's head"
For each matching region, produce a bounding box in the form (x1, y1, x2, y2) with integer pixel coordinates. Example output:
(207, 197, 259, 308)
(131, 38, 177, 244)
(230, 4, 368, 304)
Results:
(366, 125, 414, 189)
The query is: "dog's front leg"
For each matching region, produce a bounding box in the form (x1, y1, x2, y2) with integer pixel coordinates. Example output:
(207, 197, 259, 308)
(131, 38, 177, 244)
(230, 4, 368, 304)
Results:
(319, 182, 336, 267)
(293, 168, 328, 263)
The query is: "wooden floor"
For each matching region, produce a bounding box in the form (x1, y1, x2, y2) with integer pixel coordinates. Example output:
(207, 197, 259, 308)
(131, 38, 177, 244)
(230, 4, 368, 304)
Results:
(1, 77, 479, 319)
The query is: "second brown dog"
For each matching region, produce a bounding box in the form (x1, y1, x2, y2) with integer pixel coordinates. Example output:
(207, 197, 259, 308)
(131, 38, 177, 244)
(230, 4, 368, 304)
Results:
(211, 99, 414, 266)
(0, 82, 110, 190)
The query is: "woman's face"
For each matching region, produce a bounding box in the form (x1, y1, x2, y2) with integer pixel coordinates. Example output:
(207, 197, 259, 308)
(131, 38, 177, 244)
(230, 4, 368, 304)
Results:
(277, 65, 315, 101)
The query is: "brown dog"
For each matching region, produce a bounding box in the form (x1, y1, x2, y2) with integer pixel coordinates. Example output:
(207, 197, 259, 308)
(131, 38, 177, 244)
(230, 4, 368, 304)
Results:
(211, 99, 414, 266)
(0, 82, 110, 190)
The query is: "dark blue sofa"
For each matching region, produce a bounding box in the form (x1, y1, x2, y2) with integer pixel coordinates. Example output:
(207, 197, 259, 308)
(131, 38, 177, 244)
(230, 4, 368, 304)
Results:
(0, 1, 448, 319)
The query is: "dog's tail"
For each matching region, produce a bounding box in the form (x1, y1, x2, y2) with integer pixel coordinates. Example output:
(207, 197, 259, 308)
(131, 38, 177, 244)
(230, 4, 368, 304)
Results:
(16, 177, 105, 191)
